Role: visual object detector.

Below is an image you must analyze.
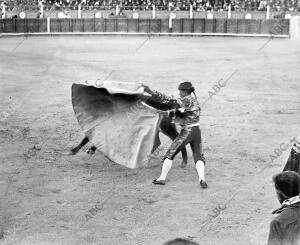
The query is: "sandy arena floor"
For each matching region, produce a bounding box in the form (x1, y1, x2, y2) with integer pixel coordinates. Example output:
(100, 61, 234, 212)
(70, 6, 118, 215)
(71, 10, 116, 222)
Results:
(0, 35, 299, 245)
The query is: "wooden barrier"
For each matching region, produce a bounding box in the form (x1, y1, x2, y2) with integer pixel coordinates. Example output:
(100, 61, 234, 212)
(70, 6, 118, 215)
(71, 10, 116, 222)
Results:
(226, 19, 238, 33)
(260, 20, 273, 34)
(160, 19, 170, 33)
(172, 19, 181, 33)
(216, 19, 226, 33)
(61, 19, 71, 32)
(138, 19, 149, 33)
(50, 19, 61, 32)
(149, 19, 160, 33)
(95, 19, 105, 32)
(182, 19, 193, 33)
(205, 19, 215, 33)
(127, 19, 138, 32)
(117, 19, 127, 32)
(73, 19, 84, 32)
(0, 18, 290, 36)
(193, 19, 205, 33)
(249, 19, 261, 34)
(2, 19, 15, 33)
(237, 19, 248, 33)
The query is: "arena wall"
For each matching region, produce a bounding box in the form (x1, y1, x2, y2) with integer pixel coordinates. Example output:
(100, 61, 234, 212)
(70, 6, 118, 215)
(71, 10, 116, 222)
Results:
(0, 18, 289, 37)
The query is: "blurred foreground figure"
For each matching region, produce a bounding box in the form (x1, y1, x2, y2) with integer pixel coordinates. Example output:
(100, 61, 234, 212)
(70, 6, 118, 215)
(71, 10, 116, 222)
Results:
(163, 238, 200, 245)
(268, 171, 300, 245)
(283, 143, 300, 174)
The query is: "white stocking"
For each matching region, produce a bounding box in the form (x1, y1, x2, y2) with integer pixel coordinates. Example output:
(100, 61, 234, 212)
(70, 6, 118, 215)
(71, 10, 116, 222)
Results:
(196, 160, 205, 182)
(156, 158, 173, 181)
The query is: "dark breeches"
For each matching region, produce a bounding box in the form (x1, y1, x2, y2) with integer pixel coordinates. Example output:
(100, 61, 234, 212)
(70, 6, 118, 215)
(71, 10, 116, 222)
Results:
(164, 126, 205, 164)
(159, 116, 188, 162)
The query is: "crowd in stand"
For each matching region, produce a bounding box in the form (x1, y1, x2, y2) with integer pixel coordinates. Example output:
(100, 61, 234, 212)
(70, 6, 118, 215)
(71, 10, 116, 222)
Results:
(0, 0, 299, 11)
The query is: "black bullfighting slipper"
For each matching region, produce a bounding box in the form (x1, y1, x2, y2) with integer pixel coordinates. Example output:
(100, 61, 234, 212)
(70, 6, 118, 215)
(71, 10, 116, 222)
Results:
(152, 179, 166, 185)
(200, 180, 208, 189)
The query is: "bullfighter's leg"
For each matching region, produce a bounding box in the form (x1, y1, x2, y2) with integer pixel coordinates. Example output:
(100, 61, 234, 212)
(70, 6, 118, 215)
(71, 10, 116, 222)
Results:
(159, 116, 188, 168)
(153, 127, 192, 185)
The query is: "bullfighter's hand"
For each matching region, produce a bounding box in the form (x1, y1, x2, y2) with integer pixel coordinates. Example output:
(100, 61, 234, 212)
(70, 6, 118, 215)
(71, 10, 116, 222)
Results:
(142, 84, 152, 94)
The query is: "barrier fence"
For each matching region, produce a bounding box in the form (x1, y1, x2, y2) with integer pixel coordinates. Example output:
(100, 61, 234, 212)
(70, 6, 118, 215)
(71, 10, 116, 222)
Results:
(0, 18, 289, 36)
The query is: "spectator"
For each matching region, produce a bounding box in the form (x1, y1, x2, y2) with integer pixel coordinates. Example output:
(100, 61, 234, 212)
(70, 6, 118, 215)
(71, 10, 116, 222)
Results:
(117, 7, 125, 15)
(258, 0, 267, 10)
(36, 11, 42, 17)
(2, 0, 299, 12)
(168, 0, 174, 10)
(268, 171, 300, 245)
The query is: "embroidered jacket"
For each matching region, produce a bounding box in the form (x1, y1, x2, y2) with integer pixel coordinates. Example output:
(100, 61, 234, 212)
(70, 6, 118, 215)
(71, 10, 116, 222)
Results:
(151, 90, 200, 126)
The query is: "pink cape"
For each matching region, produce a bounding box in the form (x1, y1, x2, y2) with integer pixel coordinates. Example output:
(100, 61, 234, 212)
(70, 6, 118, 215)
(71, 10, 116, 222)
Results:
(72, 80, 161, 169)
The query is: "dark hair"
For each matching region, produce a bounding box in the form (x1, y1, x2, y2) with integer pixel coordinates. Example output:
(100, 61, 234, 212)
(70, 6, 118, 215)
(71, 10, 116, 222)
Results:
(163, 238, 200, 245)
(178, 81, 195, 94)
(273, 171, 300, 198)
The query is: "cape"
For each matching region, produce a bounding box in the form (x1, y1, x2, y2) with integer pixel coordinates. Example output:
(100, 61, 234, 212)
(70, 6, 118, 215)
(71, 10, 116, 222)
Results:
(71, 80, 162, 169)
